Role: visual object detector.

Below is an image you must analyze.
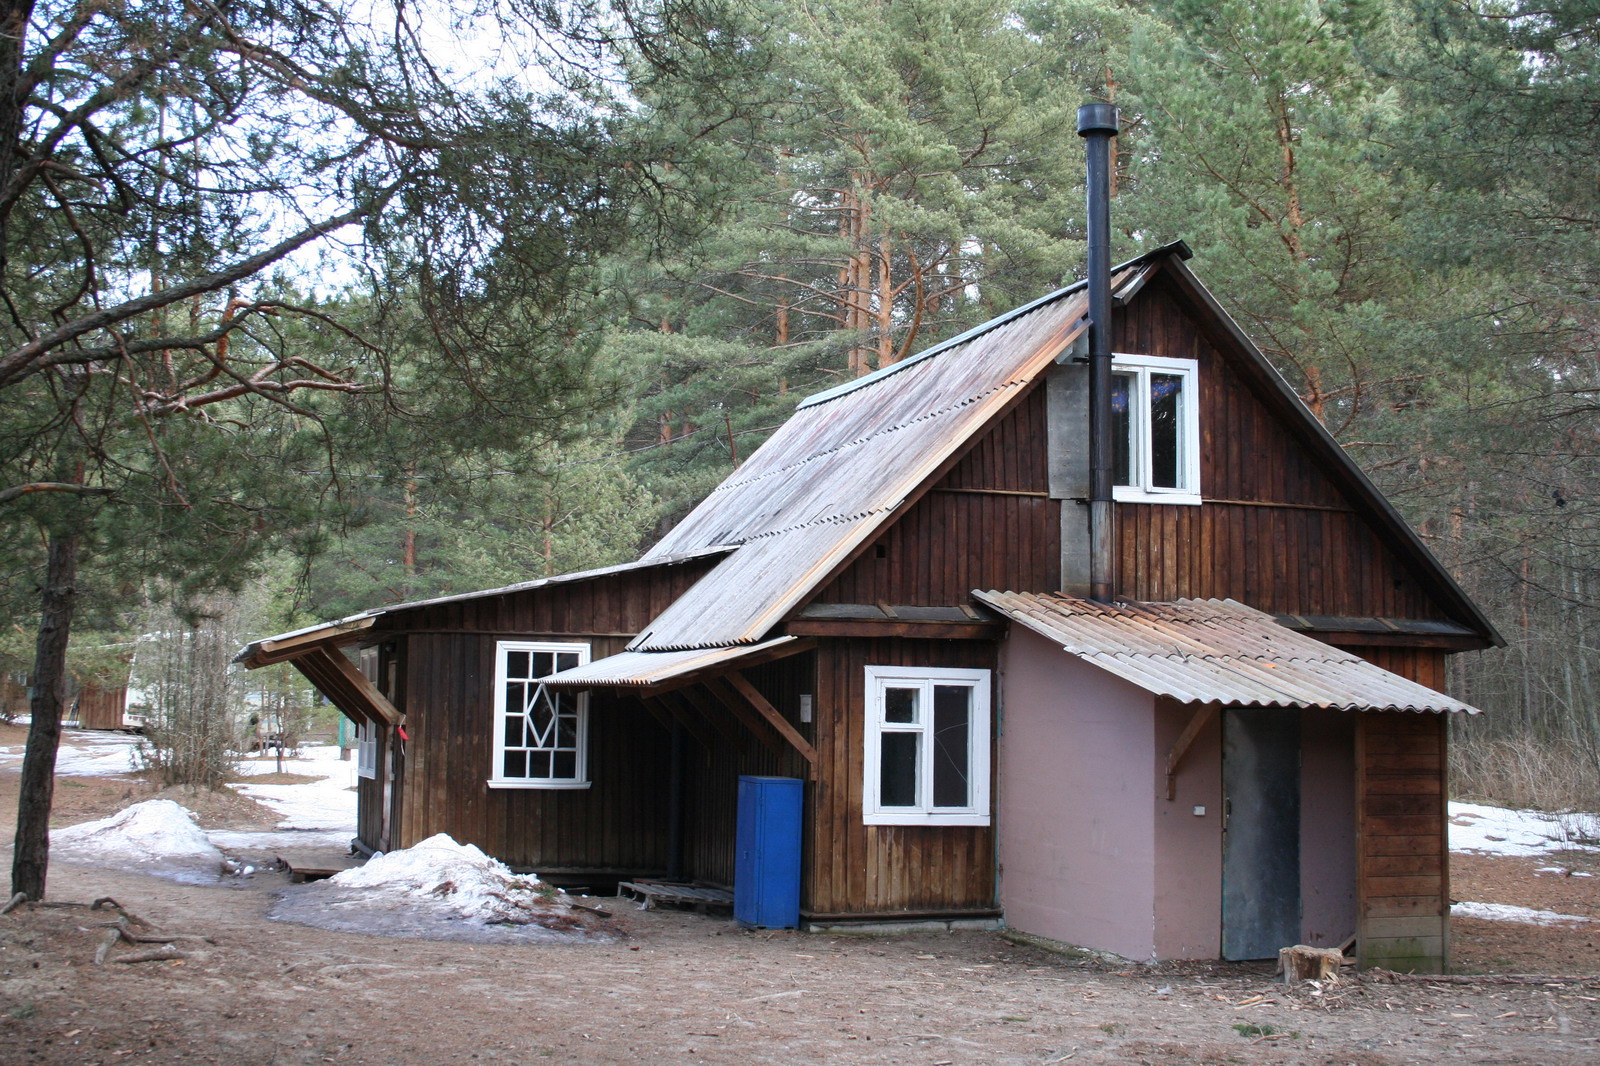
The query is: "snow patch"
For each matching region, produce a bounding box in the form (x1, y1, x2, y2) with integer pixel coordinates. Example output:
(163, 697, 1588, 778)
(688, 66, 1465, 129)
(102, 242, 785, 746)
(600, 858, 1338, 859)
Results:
(1451, 901, 1592, 925)
(1449, 802, 1600, 857)
(228, 744, 357, 831)
(51, 799, 224, 883)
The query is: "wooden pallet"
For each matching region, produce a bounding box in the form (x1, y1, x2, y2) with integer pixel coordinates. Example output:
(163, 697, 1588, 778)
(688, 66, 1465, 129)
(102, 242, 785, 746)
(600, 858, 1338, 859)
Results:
(617, 880, 733, 912)
(278, 851, 363, 883)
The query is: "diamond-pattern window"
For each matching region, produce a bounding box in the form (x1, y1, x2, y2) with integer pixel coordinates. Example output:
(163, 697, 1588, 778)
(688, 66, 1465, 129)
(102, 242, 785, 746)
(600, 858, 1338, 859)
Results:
(491, 642, 589, 788)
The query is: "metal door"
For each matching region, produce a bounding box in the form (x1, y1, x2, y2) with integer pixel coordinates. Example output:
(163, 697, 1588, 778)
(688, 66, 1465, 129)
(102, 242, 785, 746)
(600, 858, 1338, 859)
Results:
(1222, 708, 1301, 960)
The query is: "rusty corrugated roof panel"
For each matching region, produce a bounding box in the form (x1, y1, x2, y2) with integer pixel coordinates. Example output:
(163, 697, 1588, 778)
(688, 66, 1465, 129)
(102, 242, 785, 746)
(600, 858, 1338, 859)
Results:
(627, 262, 1156, 653)
(538, 636, 804, 689)
(973, 591, 1481, 714)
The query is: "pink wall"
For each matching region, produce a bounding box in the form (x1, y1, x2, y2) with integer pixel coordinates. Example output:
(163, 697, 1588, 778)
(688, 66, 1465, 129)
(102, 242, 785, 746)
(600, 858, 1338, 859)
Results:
(998, 626, 1158, 960)
(1152, 699, 1224, 959)
(1299, 710, 1357, 946)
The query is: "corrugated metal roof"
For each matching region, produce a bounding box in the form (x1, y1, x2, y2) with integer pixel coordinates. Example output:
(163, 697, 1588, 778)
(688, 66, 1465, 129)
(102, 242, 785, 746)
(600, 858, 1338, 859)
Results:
(973, 591, 1480, 714)
(538, 636, 803, 689)
(627, 257, 1161, 653)
(235, 547, 733, 667)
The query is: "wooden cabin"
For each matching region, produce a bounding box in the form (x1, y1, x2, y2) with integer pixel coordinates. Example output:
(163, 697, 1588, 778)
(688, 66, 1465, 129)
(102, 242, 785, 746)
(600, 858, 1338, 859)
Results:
(238, 242, 1499, 972)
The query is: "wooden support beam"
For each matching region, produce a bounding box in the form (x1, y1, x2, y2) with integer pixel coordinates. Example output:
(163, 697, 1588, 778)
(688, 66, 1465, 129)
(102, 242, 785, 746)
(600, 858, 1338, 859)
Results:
(643, 696, 716, 753)
(702, 676, 788, 760)
(1163, 704, 1217, 800)
(721, 672, 818, 767)
(293, 646, 400, 728)
(634, 696, 677, 737)
(674, 687, 745, 745)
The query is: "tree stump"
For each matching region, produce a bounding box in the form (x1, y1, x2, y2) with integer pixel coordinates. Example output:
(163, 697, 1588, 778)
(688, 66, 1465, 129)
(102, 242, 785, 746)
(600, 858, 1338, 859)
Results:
(1279, 944, 1344, 986)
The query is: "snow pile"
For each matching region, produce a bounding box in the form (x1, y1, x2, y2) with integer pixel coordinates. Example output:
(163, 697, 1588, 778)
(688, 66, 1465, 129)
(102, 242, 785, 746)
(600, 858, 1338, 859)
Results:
(328, 834, 578, 928)
(51, 799, 224, 883)
(1449, 802, 1600, 857)
(1451, 901, 1592, 926)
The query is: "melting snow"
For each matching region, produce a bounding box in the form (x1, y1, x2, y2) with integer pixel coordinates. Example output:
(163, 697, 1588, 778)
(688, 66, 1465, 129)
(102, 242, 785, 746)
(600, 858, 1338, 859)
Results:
(1448, 802, 1600, 857)
(271, 833, 615, 943)
(1451, 901, 1592, 925)
(51, 799, 224, 883)
(328, 834, 559, 925)
(229, 744, 358, 832)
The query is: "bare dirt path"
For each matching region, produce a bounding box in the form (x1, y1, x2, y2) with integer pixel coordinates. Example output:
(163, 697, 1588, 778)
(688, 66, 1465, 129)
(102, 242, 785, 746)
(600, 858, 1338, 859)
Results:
(2, 859, 1597, 1065)
(3, 736, 1600, 1065)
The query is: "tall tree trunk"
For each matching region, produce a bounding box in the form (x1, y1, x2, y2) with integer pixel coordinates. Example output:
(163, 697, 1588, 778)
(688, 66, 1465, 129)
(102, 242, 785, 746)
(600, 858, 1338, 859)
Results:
(0, 0, 35, 256)
(11, 531, 79, 900)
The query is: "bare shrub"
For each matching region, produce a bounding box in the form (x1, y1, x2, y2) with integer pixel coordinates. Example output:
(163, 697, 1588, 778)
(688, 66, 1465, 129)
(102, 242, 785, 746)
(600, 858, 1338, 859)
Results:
(1450, 732, 1600, 814)
(135, 594, 244, 790)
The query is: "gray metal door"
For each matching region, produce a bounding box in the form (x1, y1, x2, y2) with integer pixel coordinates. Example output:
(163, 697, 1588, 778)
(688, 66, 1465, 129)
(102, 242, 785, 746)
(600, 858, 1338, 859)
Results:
(1222, 708, 1301, 960)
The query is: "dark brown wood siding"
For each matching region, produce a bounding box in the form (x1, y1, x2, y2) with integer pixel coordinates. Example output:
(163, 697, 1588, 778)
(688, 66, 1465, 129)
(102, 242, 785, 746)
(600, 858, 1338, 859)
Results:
(1355, 711, 1449, 973)
(392, 557, 715, 637)
(1110, 276, 1457, 622)
(395, 631, 677, 870)
(817, 385, 1058, 604)
(807, 637, 998, 917)
(378, 560, 718, 870)
(1339, 645, 1451, 972)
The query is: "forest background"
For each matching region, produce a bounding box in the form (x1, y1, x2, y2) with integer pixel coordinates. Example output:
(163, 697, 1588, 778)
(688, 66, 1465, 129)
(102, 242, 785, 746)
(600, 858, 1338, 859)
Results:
(2, 0, 1597, 843)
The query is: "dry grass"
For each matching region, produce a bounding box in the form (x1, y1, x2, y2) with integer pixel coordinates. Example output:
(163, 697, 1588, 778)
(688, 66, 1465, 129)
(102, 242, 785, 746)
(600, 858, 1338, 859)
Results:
(1451, 733, 1600, 814)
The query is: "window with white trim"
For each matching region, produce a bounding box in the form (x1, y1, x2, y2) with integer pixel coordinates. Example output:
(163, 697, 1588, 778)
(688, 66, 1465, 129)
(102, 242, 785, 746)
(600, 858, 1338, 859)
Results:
(355, 719, 378, 780)
(1111, 353, 1201, 504)
(490, 641, 591, 789)
(863, 666, 991, 826)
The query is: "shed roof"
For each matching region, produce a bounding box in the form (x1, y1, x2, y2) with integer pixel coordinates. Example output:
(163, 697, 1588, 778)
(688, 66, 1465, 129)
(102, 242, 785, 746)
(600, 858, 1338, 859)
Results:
(974, 590, 1480, 714)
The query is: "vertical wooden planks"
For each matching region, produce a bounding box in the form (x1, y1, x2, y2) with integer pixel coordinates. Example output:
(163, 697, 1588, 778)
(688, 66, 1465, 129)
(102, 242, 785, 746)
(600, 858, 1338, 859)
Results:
(1355, 711, 1449, 973)
(805, 637, 998, 917)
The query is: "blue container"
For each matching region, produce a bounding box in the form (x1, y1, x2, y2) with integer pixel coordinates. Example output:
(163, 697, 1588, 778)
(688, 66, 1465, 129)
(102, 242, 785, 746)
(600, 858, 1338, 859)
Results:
(734, 775, 803, 929)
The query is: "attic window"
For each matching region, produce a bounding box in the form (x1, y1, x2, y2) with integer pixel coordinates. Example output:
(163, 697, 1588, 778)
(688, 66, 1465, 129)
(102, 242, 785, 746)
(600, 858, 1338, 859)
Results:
(1111, 353, 1201, 505)
(490, 641, 591, 790)
(863, 666, 991, 827)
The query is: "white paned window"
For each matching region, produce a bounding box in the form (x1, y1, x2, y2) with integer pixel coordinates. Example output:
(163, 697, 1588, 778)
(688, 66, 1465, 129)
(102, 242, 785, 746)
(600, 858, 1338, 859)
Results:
(863, 666, 991, 826)
(355, 719, 378, 780)
(1111, 353, 1201, 504)
(490, 641, 591, 789)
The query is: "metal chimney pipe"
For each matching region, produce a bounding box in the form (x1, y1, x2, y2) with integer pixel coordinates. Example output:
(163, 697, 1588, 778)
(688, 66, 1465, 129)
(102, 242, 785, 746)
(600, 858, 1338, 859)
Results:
(1078, 102, 1119, 604)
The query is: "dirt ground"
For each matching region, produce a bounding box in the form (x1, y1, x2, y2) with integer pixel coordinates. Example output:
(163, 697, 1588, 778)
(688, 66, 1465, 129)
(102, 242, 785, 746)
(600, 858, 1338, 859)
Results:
(3, 735, 1600, 1064)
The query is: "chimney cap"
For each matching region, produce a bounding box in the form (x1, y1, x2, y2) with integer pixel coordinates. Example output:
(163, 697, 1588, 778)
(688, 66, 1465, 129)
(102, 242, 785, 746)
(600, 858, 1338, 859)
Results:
(1077, 102, 1120, 137)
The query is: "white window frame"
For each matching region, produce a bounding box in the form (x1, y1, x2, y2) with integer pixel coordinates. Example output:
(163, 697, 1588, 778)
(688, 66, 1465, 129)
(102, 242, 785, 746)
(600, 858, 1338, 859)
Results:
(1111, 352, 1202, 505)
(489, 640, 592, 790)
(863, 665, 991, 827)
(355, 718, 378, 780)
